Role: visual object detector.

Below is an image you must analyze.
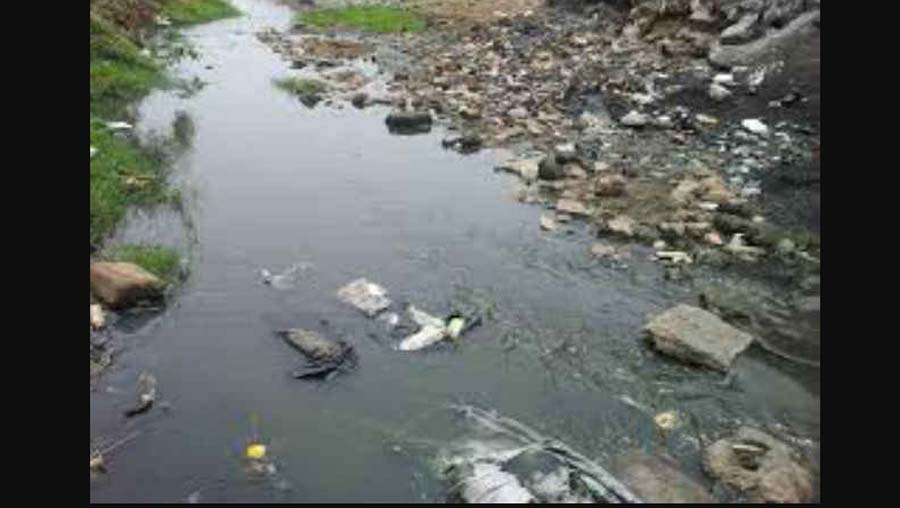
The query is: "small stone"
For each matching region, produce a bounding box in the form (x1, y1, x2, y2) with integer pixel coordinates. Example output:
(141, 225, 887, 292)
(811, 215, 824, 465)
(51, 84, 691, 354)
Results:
(591, 242, 617, 258)
(508, 106, 529, 119)
(698, 202, 719, 211)
(776, 238, 796, 254)
(709, 83, 733, 101)
(607, 215, 636, 237)
(555, 198, 590, 216)
(595, 175, 627, 197)
(741, 119, 769, 135)
(656, 115, 674, 128)
(653, 240, 668, 250)
(720, 13, 760, 45)
(540, 213, 558, 231)
(621, 110, 650, 128)
(497, 158, 540, 182)
(538, 155, 564, 180)
(351, 92, 368, 108)
(705, 232, 724, 245)
(554, 143, 578, 162)
(713, 73, 735, 86)
(337, 278, 392, 317)
(696, 114, 719, 125)
(656, 251, 693, 264)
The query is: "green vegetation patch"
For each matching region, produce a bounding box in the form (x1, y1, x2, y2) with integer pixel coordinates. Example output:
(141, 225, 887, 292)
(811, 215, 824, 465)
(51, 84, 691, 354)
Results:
(90, 121, 171, 244)
(90, 13, 163, 118)
(161, 0, 240, 26)
(273, 77, 329, 96)
(104, 244, 182, 282)
(298, 4, 426, 33)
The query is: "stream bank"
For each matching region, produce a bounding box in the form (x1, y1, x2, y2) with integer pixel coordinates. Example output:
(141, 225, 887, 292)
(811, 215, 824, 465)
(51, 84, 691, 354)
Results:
(90, 0, 819, 502)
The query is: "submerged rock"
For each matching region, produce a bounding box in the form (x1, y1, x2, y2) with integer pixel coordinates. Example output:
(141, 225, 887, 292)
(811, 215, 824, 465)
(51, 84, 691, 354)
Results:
(278, 328, 354, 379)
(538, 155, 564, 180)
(703, 427, 815, 503)
(337, 278, 391, 317)
(644, 304, 754, 371)
(90, 262, 164, 309)
(385, 110, 432, 134)
(611, 452, 716, 503)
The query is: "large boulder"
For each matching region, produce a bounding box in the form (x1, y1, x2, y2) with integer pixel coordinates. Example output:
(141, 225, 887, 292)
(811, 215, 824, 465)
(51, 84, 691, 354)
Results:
(703, 427, 815, 503)
(90, 262, 164, 309)
(644, 304, 754, 371)
(709, 9, 819, 68)
(611, 452, 717, 503)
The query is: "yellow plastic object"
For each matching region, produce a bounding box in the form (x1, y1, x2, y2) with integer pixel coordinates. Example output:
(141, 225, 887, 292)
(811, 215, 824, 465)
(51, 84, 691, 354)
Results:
(246, 443, 267, 460)
(654, 411, 680, 431)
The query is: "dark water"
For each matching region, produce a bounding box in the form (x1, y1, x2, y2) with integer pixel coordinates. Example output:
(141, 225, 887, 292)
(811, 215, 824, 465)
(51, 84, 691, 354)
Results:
(90, 0, 819, 502)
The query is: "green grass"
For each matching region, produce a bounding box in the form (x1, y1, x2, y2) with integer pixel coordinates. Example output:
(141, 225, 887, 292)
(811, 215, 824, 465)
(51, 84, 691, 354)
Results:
(104, 244, 182, 282)
(90, 13, 163, 118)
(298, 4, 426, 33)
(161, 0, 240, 26)
(90, 121, 171, 244)
(273, 77, 329, 96)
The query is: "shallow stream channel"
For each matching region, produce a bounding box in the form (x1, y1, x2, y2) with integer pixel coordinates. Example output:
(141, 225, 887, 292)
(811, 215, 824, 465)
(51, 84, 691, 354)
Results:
(90, 0, 819, 502)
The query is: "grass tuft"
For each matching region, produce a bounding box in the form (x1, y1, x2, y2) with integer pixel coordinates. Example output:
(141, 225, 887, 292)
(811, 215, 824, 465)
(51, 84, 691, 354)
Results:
(273, 77, 329, 96)
(161, 0, 241, 26)
(104, 244, 183, 282)
(298, 4, 426, 33)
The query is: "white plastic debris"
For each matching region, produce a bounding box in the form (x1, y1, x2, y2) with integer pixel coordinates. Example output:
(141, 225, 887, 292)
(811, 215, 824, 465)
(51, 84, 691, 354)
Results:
(399, 325, 447, 351)
(105, 121, 133, 132)
(90, 146, 98, 159)
(713, 73, 735, 86)
(461, 463, 535, 503)
(741, 119, 769, 136)
(155, 15, 172, 27)
(408, 305, 445, 329)
(656, 251, 693, 264)
(447, 317, 466, 339)
(337, 278, 391, 317)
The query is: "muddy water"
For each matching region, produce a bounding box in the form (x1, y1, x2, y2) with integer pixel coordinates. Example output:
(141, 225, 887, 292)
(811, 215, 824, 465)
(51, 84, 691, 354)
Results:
(90, 0, 819, 502)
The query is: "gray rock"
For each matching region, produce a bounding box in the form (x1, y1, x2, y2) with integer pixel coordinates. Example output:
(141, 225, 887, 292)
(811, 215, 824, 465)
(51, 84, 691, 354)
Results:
(721, 13, 760, 45)
(709, 10, 820, 68)
(709, 83, 733, 101)
(337, 278, 391, 317)
(279, 328, 346, 364)
(611, 452, 716, 503)
(351, 92, 368, 108)
(556, 198, 590, 216)
(497, 158, 540, 182)
(385, 110, 432, 133)
(741, 118, 769, 135)
(538, 155, 564, 180)
(620, 110, 650, 128)
(703, 427, 815, 503)
(595, 175, 627, 197)
(553, 143, 578, 163)
(645, 304, 754, 371)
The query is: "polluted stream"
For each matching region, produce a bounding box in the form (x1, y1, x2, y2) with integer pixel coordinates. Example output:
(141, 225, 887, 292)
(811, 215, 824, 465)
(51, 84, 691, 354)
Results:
(90, 0, 819, 502)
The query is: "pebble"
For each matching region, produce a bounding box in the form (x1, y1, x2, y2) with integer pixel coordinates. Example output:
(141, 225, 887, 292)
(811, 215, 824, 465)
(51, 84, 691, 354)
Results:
(709, 83, 732, 101)
(741, 119, 770, 136)
(621, 110, 650, 127)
